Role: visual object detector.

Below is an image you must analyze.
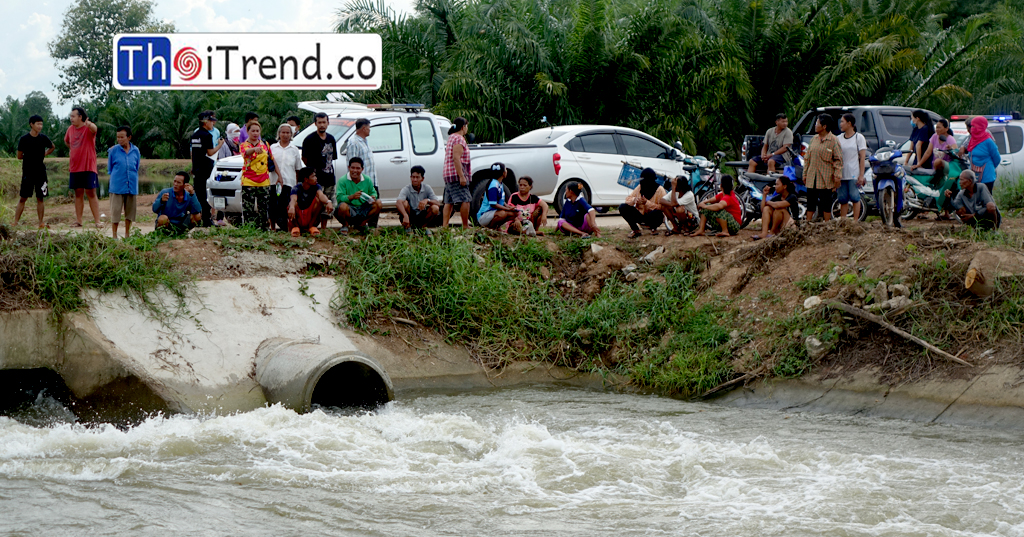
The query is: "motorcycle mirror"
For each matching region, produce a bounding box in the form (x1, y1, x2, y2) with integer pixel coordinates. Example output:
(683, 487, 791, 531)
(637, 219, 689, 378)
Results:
(715, 151, 726, 159)
(467, 133, 476, 143)
(885, 140, 897, 149)
(674, 141, 684, 150)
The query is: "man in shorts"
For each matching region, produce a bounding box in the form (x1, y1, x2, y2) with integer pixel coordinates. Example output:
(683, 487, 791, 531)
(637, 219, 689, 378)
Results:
(288, 167, 333, 237)
(108, 126, 141, 239)
(65, 106, 101, 227)
(335, 157, 381, 233)
(397, 165, 442, 234)
(302, 112, 337, 230)
(14, 115, 55, 228)
(748, 113, 794, 174)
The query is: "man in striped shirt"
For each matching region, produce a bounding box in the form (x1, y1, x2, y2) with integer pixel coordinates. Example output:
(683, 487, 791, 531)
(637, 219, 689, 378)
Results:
(346, 118, 375, 188)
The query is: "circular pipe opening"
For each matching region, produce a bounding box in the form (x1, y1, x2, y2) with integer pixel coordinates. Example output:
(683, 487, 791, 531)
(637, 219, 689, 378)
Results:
(311, 361, 391, 410)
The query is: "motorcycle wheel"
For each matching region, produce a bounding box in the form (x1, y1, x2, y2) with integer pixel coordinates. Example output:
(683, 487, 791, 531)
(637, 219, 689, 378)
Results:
(881, 186, 896, 227)
(830, 198, 856, 219)
(901, 188, 918, 220)
(739, 192, 756, 229)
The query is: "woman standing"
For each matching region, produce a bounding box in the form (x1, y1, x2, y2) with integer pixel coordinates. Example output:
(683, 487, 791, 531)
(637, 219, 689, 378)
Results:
(442, 117, 472, 229)
(837, 113, 867, 220)
(240, 122, 275, 230)
(270, 123, 304, 230)
(803, 114, 843, 222)
(966, 116, 1001, 194)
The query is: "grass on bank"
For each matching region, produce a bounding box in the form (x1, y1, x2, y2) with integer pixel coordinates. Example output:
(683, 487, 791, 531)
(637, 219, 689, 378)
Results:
(0, 228, 191, 324)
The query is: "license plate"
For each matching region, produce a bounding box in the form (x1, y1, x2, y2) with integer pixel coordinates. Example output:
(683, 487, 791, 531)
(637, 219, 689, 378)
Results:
(214, 197, 226, 209)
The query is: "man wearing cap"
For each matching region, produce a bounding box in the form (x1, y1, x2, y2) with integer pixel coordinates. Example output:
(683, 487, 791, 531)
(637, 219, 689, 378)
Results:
(190, 110, 224, 227)
(476, 162, 521, 231)
(947, 170, 1000, 229)
(347, 118, 375, 188)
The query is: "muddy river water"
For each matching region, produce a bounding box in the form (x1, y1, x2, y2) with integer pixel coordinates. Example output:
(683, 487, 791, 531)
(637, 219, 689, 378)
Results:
(2, 387, 1023, 535)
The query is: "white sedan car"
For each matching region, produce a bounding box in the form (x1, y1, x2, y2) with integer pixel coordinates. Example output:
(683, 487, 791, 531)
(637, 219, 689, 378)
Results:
(508, 125, 693, 212)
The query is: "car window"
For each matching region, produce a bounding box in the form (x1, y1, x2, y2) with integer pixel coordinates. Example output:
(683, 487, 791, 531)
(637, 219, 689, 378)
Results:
(859, 111, 875, 135)
(1006, 125, 1023, 153)
(565, 137, 583, 152)
(793, 114, 816, 136)
(409, 118, 437, 155)
(509, 129, 568, 145)
(619, 134, 668, 158)
(370, 122, 403, 152)
(576, 133, 617, 154)
(881, 113, 913, 139)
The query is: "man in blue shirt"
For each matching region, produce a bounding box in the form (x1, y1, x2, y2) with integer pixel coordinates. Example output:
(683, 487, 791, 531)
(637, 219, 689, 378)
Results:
(556, 181, 601, 237)
(108, 125, 141, 239)
(476, 162, 520, 230)
(153, 171, 202, 234)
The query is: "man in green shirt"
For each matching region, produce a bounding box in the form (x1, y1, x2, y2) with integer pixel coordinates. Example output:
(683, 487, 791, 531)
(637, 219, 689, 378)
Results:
(335, 156, 381, 233)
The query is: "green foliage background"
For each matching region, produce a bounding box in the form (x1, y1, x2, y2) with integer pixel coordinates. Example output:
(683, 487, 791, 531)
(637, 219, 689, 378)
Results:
(2, 0, 1024, 160)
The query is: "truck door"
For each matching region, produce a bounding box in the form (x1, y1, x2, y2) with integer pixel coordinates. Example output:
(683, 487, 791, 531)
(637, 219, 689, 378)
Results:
(368, 117, 410, 201)
(407, 117, 445, 199)
(1002, 124, 1024, 181)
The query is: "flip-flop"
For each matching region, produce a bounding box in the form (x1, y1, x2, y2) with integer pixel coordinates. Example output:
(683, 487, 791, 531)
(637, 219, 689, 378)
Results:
(71, 222, 83, 228)
(752, 235, 763, 241)
(309, 227, 321, 237)
(291, 227, 300, 237)
(627, 230, 642, 239)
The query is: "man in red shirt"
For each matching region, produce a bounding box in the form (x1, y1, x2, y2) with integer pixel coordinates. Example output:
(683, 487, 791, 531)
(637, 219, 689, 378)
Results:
(65, 107, 101, 227)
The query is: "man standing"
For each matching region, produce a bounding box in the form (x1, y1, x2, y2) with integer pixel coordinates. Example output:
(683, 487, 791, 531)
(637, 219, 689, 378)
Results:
(302, 112, 337, 230)
(65, 106, 100, 227)
(334, 157, 381, 233)
(288, 167, 333, 237)
(396, 165, 441, 234)
(190, 110, 224, 227)
(748, 113, 794, 174)
(14, 115, 55, 228)
(346, 118, 375, 188)
(108, 126, 141, 240)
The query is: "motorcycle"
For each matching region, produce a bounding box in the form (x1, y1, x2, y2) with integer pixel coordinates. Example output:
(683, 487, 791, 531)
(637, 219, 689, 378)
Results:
(867, 147, 905, 227)
(739, 169, 809, 222)
(901, 147, 968, 220)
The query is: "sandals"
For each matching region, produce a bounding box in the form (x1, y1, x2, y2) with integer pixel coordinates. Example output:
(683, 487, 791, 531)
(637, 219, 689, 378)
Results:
(309, 227, 321, 237)
(627, 230, 642, 239)
(291, 227, 301, 237)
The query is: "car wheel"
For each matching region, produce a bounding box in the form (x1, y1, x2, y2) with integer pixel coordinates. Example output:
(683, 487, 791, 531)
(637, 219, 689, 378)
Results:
(554, 180, 592, 215)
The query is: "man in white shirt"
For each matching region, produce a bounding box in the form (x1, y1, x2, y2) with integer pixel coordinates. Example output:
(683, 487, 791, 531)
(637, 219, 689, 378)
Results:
(270, 123, 304, 230)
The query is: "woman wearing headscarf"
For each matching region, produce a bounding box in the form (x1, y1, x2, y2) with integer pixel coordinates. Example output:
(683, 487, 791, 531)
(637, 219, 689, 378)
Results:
(966, 116, 1001, 194)
(219, 123, 240, 158)
(619, 167, 667, 238)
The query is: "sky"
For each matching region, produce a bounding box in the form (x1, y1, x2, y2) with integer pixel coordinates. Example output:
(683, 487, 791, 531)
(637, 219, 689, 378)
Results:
(0, 0, 415, 116)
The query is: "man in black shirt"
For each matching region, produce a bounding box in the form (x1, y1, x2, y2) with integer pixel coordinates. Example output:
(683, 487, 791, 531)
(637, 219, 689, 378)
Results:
(301, 112, 337, 229)
(15, 115, 55, 228)
(190, 110, 224, 226)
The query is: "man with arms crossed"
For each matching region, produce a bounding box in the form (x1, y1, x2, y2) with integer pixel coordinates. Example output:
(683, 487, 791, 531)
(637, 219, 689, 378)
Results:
(190, 110, 224, 227)
(14, 115, 55, 228)
(302, 112, 337, 230)
(65, 106, 101, 227)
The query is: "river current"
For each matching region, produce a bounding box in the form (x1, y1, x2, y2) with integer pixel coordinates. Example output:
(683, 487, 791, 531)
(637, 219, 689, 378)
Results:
(2, 387, 1023, 536)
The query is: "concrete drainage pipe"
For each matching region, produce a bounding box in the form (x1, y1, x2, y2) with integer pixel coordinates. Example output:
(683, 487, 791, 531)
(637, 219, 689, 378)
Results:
(255, 338, 394, 413)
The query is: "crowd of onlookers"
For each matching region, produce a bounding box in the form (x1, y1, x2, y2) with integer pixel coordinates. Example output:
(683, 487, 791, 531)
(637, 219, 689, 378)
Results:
(8, 107, 1008, 239)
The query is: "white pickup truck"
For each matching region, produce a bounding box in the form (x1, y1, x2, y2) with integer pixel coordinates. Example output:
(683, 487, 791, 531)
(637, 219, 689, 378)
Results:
(207, 102, 561, 221)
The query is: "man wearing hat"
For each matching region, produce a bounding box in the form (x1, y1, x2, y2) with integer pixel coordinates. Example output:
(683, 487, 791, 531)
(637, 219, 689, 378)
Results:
(190, 110, 224, 227)
(476, 162, 521, 231)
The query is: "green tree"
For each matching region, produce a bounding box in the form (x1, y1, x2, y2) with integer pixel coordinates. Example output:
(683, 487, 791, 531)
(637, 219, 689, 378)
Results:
(48, 0, 174, 103)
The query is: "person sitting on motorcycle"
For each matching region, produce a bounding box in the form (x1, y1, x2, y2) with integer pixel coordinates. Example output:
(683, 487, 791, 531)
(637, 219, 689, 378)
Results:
(905, 110, 935, 175)
(927, 119, 959, 219)
(747, 113, 793, 174)
(948, 170, 1000, 230)
(660, 174, 700, 235)
(752, 176, 798, 241)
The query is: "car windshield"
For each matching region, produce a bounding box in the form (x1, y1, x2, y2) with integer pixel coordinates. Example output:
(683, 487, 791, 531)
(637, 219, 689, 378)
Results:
(508, 129, 568, 145)
(295, 120, 355, 149)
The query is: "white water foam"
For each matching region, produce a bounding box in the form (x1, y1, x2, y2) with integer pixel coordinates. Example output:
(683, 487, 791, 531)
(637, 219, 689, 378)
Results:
(1, 388, 1023, 536)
